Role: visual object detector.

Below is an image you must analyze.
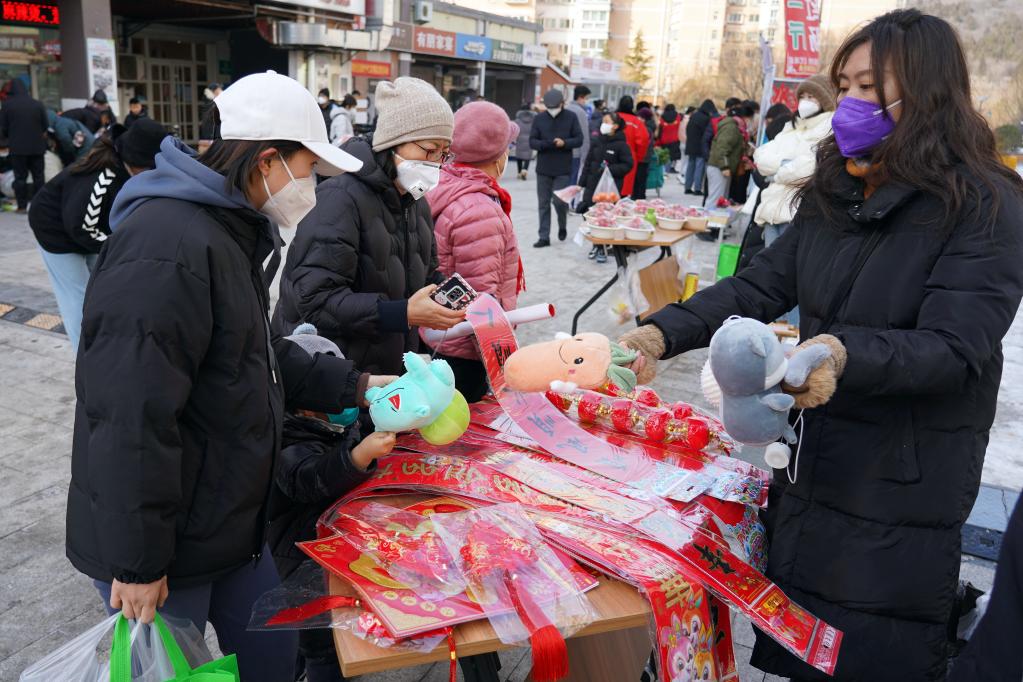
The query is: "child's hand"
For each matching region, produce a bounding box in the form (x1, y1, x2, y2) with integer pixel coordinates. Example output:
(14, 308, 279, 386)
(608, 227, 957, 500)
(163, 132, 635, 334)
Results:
(351, 431, 397, 471)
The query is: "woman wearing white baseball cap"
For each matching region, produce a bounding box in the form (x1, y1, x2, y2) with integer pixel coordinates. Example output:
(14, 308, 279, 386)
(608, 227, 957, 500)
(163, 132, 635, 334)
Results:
(67, 71, 393, 682)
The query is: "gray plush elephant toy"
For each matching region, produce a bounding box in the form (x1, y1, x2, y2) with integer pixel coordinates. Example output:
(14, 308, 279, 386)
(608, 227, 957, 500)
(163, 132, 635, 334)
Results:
(707, 317, 832, 469)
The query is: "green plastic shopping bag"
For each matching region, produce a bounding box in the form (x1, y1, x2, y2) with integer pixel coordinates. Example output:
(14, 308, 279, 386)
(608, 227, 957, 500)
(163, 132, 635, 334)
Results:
(109, 613, 239, 682)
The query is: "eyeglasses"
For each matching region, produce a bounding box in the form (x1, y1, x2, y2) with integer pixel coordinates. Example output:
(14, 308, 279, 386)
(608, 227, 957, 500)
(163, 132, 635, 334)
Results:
(411, 141, 455, 164)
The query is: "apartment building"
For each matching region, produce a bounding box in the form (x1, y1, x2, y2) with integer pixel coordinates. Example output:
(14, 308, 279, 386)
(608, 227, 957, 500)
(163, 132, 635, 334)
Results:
(536, 0, 613, 67)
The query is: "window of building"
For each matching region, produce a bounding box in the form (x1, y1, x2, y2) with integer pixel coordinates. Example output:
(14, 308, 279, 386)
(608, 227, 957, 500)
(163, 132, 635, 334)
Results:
(559, 18, 572, 28)
(711, 30, 717, 38)
(750, 13, 759, 22)
(727, 13, 743, 23)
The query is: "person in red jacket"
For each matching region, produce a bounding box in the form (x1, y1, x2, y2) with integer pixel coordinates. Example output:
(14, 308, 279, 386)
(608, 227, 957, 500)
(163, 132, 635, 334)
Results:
(615, 95, 649, 198)
(657, 103, 682, 173)
(424, 101, 523, 401)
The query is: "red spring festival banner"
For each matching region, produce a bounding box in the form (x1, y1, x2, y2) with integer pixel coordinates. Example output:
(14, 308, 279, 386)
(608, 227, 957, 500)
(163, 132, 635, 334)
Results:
(783, 0, 822, 78)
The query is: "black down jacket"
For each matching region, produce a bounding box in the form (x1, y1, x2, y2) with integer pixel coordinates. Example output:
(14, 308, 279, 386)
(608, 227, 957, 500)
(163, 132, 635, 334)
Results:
(643, 169, 1023, 681)
(67, 198, 365, 588)
(273, 138, 441, 376)
(269, 414, 372, 579)
(684, 100, 717, 158)
(578, 129, 633, 210)
(0, 78, 48, 155)
(29, 165, 129, 254)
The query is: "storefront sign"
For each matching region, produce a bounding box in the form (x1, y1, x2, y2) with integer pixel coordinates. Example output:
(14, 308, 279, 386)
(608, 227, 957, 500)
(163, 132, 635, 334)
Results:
(522, 44, 547, 68)
(455, 34, 492, 61)
(86, 37, 118, 117)
(783, 0, 822, 78)
(570, 55, 622, 83)
(0, 1, 59, 25)
(492, 40, 523, 65)
(413, 26, 456, 56)
(0, 33, 38, 52)
(269, 0, 365, 17)
(389, 22, 414, 51)
(351, 58, 392, 78)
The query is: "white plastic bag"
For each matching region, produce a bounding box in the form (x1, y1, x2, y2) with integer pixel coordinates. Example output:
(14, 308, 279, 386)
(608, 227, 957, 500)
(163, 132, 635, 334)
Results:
(19, 613, 211, 682)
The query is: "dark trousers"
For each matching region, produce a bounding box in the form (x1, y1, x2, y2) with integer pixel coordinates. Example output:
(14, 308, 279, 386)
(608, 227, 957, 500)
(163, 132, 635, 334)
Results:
(536, 172, 570, 240)
(631, 162, 650, 200)
(11, 153, 44, 209)
(94, 548, 297, 682)
(516, 158, 530, 172)
(570, 156, 581, 185)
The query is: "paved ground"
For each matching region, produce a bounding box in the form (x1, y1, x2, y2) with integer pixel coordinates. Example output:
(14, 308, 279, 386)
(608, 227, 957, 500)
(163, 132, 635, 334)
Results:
(0, 167, 1014, 681)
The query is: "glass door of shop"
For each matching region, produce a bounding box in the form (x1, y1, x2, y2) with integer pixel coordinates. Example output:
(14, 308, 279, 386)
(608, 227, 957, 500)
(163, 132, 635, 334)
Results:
(149, 59, 198, 144)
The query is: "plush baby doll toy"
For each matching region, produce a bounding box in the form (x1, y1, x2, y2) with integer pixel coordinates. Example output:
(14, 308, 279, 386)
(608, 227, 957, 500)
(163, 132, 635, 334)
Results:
(503, 332, 640, 394)
(365, 352, 470, 445)
(705, 317, 843, 469)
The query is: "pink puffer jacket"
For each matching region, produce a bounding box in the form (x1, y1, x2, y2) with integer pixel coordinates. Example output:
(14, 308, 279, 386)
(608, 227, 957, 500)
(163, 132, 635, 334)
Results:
(422, 164, 521, 360)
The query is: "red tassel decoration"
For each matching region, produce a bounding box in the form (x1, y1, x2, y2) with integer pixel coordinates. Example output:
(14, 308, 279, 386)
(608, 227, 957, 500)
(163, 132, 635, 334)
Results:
(504, 574, 569, 682)
(446, 627, 457, 682)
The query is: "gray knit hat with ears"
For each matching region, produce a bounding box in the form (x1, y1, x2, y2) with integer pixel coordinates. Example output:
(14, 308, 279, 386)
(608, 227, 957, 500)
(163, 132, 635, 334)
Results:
(371, 77, 454, 152)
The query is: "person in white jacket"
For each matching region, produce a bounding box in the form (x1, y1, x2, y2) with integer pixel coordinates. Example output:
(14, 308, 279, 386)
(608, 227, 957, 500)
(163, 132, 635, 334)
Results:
(329, 94, 357, 145)
(754, 74, 836, 244)
(752, 74, 835, 327)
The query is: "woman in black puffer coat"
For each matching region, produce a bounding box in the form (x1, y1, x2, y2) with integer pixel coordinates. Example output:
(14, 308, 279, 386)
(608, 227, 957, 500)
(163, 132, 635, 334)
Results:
(576, 112, 633, 214)
(620, 11, 1023, 681)
(274, 77, 465, 375)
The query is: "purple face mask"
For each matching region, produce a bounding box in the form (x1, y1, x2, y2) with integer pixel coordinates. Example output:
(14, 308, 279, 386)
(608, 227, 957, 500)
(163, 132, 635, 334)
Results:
(831, 96, 902, 158)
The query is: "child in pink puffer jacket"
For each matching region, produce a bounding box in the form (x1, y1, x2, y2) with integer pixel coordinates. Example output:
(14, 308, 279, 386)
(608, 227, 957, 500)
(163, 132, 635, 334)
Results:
(423, 101, 524, 401)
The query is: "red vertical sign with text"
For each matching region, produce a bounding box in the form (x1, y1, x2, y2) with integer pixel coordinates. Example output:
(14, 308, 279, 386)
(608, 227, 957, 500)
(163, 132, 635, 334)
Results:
(784, 0, 822, 78)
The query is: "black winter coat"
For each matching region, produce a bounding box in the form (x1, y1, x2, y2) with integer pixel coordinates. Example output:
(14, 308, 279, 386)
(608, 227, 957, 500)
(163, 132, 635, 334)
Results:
(529, 110, 583, 177)
(579, 130, 633, 207)
(644, 170, 1023, 680)
(0, 79, 48, 155)
(684, 109, 712, 158)
(269, 414, 372, 579)
(273, 138, 441, 376)
(68, 198, 365, 588)
(29, 165, 129, 254)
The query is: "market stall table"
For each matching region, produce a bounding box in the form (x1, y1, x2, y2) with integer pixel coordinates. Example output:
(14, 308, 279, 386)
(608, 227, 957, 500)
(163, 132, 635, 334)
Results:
(327, 496, 655, 682)
(573, 227, 698, 334)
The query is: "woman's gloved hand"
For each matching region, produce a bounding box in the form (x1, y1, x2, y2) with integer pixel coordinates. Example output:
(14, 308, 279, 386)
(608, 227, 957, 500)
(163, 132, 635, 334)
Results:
(618, 324, 667, 386)
(781, 334, 848, 409)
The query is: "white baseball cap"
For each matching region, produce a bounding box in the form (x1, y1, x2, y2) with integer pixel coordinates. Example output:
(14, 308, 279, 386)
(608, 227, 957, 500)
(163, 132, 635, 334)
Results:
(214, 70, 362, 175)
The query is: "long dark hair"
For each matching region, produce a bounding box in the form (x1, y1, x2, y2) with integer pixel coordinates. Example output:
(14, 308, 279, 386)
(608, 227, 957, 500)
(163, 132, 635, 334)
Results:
(198, 104, 304, 195)
(69, 128, 123, 176)
(800, 9, 1022, 231)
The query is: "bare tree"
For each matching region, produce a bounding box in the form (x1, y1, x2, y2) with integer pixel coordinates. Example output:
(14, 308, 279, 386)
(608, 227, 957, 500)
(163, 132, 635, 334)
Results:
(718, 47, 764, 101)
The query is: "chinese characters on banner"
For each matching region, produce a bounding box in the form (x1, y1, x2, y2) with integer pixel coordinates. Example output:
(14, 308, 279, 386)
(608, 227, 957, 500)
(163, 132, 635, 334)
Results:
(783, 0, 822, 78)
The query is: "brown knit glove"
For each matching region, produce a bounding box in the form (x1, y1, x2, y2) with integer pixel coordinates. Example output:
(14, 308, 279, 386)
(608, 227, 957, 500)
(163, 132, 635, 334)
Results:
(781, 334, 848, 409)
(618, 324, 666, 386)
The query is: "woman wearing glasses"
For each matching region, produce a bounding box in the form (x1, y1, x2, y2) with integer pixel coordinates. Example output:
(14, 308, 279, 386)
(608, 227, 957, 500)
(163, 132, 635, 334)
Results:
(274, 77, 465, 375)
(422, 101, 523, 402)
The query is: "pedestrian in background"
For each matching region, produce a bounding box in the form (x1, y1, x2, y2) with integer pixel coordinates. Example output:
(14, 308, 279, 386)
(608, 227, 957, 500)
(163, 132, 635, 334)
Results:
(48, 109, 94, 167)
(615, 95, 649, 199)
(620, 10, 1023, 679)
(0, 78, 48, 213)
(275, 76, 464, 376)
(123, 97, 148, 127)
(512, 102, 535, 179)
(317, 88, 337, 133)
(657, 103, 682, 173)
(68, 71, 380, 682)
(565, 85, 591, 186)
(706, 103, 754, 208)
(197, 82, 223, 153)
(424, 101, 523, 401)
(329, 94, 357, 145)
(529, 89, 582, 247)
(589, 98, 606, 139)
(63, 89, 115, 134)
(577, 111, 633, 264)
(29, 119, 165, 353)
(763, 102, 794, 142)
(633, 105, 657, 200)
(684, 100, 716, 194)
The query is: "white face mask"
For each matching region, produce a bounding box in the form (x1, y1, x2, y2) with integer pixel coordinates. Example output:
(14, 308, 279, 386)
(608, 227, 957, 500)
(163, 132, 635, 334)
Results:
(599, 122, 614, 135)
(547, 106, 562, 117)
(317, 96, 329, 105)
(394, 152, 441, 200)
(260, 155, 316, 229)
(797, 99, 821, 119)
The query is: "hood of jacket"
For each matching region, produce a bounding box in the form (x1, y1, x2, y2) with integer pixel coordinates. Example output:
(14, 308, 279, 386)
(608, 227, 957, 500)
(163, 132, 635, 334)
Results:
(793, 109, 834, 142)
(427, 164, 499, 219)
(330, 106, 353, 121)
(110, 136, 254, 230)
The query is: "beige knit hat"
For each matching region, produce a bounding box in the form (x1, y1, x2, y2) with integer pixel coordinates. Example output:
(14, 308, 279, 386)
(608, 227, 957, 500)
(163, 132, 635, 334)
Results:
(796, 74, 837, 112)
(371, 77, 454, 152)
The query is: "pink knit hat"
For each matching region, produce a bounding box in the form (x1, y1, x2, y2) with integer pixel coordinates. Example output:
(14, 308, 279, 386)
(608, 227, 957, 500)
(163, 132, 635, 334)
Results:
(450, 101, 519, 164)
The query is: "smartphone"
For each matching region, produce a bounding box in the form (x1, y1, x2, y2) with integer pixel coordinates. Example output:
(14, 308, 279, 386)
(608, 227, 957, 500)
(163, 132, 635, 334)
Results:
(433, 274, 478, 311)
